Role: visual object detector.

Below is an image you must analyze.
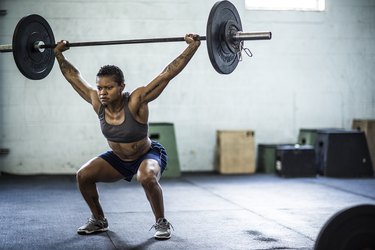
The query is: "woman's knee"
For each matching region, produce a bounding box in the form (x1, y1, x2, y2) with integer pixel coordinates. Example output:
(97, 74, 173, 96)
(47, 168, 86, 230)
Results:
(137, 160, 161, 186)
(76, 162, 97, 185)
(76, 167, 89, 185)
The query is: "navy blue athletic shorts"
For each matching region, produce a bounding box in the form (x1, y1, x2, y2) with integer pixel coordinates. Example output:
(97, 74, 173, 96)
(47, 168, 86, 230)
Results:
(99, 140, 168, 182)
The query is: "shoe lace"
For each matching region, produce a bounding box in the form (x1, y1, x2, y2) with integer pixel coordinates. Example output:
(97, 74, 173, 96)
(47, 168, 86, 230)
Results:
(87, 216, 105, 227)
(149, 219, 174, 231)
(87, 217, 97, 225)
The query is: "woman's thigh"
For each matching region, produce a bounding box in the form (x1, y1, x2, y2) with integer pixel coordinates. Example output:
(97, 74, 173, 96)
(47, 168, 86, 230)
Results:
(78, 157, 124, 183)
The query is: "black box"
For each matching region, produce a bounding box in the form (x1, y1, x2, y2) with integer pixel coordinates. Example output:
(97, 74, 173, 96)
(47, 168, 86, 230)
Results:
(276, 145, 316, 177)
(352, 119, 375, 174)
(315, 129, 373, 177)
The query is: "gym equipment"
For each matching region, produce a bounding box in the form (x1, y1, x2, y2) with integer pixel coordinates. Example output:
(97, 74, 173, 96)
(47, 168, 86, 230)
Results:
(315, 129, 373, 177)
(275, 145, 316, 177)
(0, 0, 271, 79)
(314, 204, 375, 250)
(11, 14, 55, 80)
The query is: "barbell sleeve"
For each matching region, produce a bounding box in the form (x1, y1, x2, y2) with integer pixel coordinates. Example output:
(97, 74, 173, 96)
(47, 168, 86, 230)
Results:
(0, 44, 12, 53)
(233, 31, 272, 41)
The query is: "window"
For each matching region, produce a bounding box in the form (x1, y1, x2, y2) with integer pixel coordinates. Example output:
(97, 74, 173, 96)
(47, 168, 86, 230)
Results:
(245, 0, 325, 11)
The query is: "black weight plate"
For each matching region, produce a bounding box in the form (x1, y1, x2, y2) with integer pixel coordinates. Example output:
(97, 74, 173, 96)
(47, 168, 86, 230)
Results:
(315, 204, 375, 250)
(12, 14, 55, 80)
(206, 0, 242, 74)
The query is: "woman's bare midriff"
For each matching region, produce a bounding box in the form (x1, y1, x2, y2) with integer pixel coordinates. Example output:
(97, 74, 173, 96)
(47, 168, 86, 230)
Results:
(107, 137, 151, 161)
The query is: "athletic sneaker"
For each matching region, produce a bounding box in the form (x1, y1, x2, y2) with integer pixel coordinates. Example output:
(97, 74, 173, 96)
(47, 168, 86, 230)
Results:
(150, 218, 174, 239)
(77, 215, 109, 235)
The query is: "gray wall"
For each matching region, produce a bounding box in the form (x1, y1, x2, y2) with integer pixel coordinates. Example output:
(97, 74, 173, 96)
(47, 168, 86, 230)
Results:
(0, 0, 374, 174)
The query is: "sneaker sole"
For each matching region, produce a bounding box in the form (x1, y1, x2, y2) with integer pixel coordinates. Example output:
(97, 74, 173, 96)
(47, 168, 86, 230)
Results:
(77, 227, 109, 235)
(154, 234, 171, 240)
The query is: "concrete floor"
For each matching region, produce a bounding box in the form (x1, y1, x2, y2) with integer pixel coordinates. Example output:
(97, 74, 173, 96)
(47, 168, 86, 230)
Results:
(0, 173, 374, 250)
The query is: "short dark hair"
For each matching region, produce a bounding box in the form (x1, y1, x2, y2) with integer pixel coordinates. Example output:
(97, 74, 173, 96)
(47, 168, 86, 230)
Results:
(96, 65, 125, 85)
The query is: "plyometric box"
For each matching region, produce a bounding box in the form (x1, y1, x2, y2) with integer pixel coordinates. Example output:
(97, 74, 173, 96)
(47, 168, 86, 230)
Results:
(298, 129, 319, 146)
(298, 128, 344, 146)
(352, 119, 375, 173)
(276, 145, 316, 177)
(315, 129, 373, 177)
(216, 130, 255, 174)
(149, 123, 180, 178)
(257, 144, 294, 174)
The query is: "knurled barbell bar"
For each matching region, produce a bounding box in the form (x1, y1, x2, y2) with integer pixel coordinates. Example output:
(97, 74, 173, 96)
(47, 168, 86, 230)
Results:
(0, 0, 271, 80)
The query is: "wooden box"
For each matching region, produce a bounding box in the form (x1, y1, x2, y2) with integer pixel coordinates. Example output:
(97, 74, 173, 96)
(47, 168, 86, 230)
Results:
(352, 119, 375, 173)
(216, 130, 256, 174)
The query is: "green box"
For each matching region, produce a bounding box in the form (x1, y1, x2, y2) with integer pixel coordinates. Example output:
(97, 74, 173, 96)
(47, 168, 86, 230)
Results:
(298, 129, 319, 146)
(257, 144, 294, 173)
(149, 123, 181, 178)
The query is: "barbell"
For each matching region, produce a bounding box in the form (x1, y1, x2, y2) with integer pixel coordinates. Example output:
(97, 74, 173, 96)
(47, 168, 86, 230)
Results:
(0, 0, 271, 80)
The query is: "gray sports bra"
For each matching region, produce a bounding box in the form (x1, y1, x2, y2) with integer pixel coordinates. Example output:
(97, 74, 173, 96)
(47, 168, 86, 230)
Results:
(98, 92, 148, 143)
